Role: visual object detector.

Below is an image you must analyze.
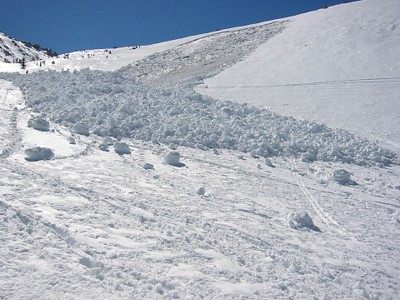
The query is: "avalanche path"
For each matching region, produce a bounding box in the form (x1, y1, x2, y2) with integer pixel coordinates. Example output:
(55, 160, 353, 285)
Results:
(0, 13, 400, 300)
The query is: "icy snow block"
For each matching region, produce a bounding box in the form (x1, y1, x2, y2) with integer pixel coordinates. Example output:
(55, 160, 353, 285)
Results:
(72, 123, 90, 136)
(164, 151, 185, 167)
(331, 169, 356, 185)
(114, 142, 131, 155)
(27, 117, 50, 131)
(99, 143, 109, 152)
(197, 187, 205, 196)
(143, 163, 154, 170)
(24, 147, 54, 162)
(265, 158, 275, 168)
(288, 212, 320, 232)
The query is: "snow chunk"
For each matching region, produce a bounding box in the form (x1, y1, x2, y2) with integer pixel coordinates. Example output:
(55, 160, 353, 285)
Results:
(73, 123, 90, 136)
(99, 138, 114, 151)
(143, 163, 154, 170)
(288, 212, 320, 232)
(113, 142, 131, 155)
(27, 117, 50, 131)
(265, 158, 275, 168)
(24, 147, 54, 162)
(331, 169, 356, 185)
(197, 187, 205, 196)
(164, 151, 185, 167)
(99, 143, 109, 152)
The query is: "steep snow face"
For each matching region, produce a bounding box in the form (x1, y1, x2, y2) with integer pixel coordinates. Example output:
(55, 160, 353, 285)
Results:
(199, 0, 400, 152)
(0, 32, 54, 63)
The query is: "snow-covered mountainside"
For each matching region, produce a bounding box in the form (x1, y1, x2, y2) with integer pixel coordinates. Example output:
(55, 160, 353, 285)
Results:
(198, 0, 400, 152)
(0, 32, 56, 64)
(1, 0, 399, 299)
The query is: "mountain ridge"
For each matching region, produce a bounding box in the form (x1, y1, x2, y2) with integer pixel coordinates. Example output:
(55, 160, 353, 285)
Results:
(0, 32, 57, 64)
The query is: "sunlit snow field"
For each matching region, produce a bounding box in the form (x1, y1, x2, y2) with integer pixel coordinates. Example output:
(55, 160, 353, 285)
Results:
(1, 0, 399, 299)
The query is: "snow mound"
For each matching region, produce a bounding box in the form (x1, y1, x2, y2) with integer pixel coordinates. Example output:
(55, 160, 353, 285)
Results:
(27, 117, 50, 131)
(24, 147, 54, 161)
(164, 151, 185, 167)
(331, 169, 356, 185)
(288, 212, 320, 232)
(113, 142, 131, 155)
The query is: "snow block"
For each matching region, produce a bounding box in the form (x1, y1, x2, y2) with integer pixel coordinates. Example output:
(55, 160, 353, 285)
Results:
(27, 117, 50, 131)
(331, 169, 356, 185)
(265, 158, 275, 168)
(143, 163, 154, 170)
(99, 142, 109, 152)
(114, 142, 131, 155)
(288, 212, 320, 232)
(164, 151, 185, 167)
(197, 187, 205, 196)
(73, 123, 90, 136)
(24, 147, 54, 162)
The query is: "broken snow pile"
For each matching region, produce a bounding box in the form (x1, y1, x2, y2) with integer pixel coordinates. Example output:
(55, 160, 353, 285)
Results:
(1, 68, 397, 166)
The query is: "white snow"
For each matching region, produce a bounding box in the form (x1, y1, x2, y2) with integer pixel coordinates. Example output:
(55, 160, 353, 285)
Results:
(0, 0, 399, 299)
(0, 32, 53, 63)
(198, 0, 400, 152)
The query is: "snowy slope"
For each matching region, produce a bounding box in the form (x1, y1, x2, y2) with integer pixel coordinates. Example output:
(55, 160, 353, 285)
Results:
(1, 0, 400, 299)
(1, 79, 399, 299)
(0, 32, 55, 63)
(0, 30, 228, 74)
(198, 0, 400, 152)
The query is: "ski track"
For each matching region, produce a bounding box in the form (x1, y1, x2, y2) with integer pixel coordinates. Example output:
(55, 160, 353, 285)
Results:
(289, 158, 352, 239)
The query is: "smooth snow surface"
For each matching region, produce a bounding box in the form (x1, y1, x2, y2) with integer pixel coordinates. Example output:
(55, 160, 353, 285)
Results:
(1, 0, 400, 299)
(199, 0, 400, 152)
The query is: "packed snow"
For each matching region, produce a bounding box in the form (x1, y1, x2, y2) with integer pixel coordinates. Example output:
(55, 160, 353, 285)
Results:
(1, 0, 400, 299)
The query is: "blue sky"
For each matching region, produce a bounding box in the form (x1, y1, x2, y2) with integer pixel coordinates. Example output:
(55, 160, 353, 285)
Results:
(2, 0, 350, 54)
